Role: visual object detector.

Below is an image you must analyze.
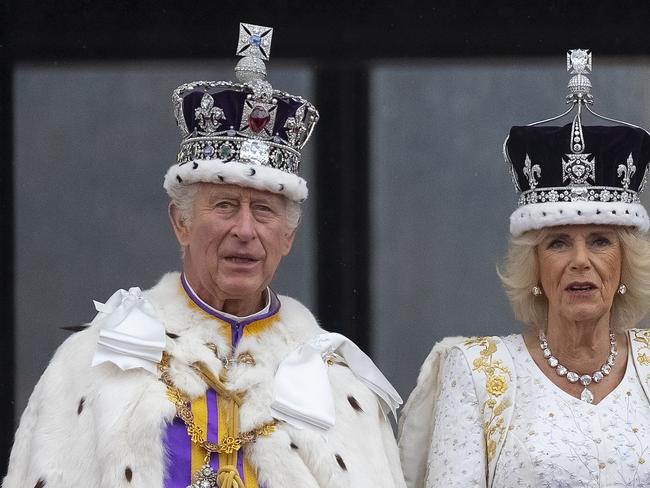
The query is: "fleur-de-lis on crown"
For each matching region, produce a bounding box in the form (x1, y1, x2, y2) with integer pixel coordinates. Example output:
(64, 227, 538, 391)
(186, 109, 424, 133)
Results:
(195, 93, 225, 134)
(523, 154, 541, 190)
(284, 104, 308, 148)
(617, 153, 636, 190)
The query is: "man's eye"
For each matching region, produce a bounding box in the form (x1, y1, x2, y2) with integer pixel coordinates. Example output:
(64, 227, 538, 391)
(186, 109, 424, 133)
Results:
(215, 201, 234, 209)
(254, 205, 274, 213)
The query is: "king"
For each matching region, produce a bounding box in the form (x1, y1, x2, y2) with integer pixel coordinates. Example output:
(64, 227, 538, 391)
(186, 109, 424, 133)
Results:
(3, 23, 406, 488)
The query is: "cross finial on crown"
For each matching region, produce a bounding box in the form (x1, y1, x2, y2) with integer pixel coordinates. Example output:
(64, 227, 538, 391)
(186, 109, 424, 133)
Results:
(237, 23, 273, 61)
(567, 49, 592, 75)
(566, 49, 593, 104)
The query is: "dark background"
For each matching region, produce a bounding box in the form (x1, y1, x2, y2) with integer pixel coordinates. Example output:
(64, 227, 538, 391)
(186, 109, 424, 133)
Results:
(4, 0, 650, 474)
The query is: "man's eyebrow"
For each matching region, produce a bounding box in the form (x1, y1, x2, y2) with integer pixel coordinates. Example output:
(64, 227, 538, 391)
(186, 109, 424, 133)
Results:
(206, 192, 240, 201)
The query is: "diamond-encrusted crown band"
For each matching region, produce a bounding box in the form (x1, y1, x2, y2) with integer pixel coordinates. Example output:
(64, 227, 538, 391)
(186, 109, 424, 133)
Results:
(177, 136, 301, 174)
(518, 187, 640, 206)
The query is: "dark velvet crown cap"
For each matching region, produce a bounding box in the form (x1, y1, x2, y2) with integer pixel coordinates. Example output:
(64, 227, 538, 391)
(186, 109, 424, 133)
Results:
(505, 123, 650, 236)
(507, 124, 650, 194)
(180, 89, 306, 144)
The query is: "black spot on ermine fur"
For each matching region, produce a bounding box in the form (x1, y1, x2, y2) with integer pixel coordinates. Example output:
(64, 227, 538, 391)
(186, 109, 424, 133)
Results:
(347, 395, 363, 412)
(335, 454, 347, 471)
(77, 397, 85, 414)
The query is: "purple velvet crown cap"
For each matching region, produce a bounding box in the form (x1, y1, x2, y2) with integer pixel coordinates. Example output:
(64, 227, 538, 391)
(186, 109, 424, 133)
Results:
(181, 89, 307, 144)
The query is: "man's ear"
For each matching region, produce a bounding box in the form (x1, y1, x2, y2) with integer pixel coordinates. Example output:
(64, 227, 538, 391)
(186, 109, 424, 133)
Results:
(169, 202, 191, 247)
(281, 226, 296, 257)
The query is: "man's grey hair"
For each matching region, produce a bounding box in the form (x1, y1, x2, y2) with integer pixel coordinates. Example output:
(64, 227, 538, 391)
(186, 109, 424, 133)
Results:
(169, 183, 303, 231)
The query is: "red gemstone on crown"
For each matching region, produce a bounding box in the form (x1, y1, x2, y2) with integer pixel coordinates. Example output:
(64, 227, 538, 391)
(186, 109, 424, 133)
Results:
(248, 106, 270, 133)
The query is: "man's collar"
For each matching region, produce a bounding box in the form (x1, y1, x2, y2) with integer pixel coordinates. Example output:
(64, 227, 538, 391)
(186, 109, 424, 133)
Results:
(180, 272, 280, 324)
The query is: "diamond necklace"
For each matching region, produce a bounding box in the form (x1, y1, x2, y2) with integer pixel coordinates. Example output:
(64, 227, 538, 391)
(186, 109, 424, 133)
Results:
(538, 330, 617, 404)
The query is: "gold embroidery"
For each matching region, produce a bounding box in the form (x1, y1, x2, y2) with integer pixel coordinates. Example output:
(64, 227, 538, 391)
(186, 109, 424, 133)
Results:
(486, 376, 508, 396)
(218, 436, 242, 455)
(632, 329, 650, 365)
(464, 336, 512, 462)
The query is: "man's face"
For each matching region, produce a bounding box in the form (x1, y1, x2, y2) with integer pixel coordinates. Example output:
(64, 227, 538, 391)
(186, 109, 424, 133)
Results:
(170, 183, 295, 307)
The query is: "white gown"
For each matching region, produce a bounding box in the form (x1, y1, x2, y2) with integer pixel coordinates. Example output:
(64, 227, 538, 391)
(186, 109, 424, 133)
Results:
(427, 334, 650, 487)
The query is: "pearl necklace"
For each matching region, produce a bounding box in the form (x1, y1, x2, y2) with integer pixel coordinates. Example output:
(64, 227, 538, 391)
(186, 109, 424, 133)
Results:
(538, 330, 617, 404)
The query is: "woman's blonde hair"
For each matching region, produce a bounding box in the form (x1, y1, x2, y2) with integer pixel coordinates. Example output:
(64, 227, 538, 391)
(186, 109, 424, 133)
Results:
(498, 226, 650, 331)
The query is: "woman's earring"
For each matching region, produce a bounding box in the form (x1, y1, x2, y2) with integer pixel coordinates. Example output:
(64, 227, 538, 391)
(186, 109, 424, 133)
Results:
(532, 285, 543, 297)
(618, 283, 628, 295)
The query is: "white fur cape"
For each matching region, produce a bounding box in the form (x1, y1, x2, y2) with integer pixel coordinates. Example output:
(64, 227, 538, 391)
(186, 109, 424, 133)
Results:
(3, 273, 406, 488)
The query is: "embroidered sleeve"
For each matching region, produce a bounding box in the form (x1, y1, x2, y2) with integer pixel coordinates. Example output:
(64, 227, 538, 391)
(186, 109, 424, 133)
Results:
(425, 347, 487, 488)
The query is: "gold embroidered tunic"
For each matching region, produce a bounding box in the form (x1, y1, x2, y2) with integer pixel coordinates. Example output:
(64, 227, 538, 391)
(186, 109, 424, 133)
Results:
(426, 333, 650, 487)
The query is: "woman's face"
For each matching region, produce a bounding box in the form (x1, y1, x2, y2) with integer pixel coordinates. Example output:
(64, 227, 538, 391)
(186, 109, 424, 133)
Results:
(537, 224, 622, 325)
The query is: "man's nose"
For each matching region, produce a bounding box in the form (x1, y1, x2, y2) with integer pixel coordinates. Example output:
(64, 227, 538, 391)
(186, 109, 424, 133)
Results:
(232, 205, 256, 241)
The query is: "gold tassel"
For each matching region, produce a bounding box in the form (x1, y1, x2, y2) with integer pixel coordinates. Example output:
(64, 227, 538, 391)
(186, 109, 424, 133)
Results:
(216, 465, 245, 488)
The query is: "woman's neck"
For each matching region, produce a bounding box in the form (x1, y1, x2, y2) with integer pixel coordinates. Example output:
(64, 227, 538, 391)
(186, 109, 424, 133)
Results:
(544, 313, 613, 372)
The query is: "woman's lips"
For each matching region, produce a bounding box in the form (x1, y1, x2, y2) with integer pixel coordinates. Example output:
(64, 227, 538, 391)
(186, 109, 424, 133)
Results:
(565, 281, 598, 293)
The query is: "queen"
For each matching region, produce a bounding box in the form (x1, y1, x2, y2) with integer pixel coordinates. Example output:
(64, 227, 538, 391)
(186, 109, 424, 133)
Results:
(400, 50, 650, 487)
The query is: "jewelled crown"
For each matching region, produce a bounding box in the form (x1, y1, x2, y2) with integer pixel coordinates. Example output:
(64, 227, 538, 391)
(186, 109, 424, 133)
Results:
(163, 22, 319, 203)
(504, 49, 650, 236)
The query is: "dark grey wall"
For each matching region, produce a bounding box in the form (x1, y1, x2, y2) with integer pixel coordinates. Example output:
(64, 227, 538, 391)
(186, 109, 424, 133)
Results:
(13, 61, 316, 417)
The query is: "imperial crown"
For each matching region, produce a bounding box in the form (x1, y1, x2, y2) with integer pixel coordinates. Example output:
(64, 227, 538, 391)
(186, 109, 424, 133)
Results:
(504, 50, 650, 236)
(164, 22, 319, 203)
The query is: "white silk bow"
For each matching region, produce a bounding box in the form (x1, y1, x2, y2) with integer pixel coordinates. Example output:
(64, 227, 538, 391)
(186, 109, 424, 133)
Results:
(91, 287, 166, 374)
(271, 332, 402, 431)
